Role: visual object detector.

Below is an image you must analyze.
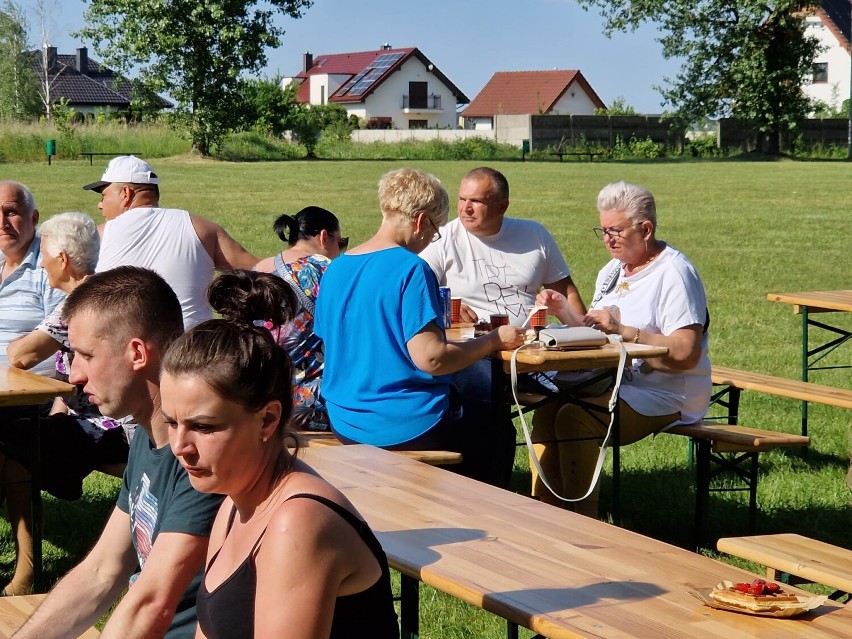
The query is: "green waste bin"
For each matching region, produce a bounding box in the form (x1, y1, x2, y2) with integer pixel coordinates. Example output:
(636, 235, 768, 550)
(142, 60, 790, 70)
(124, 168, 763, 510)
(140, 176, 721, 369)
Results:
(46, 139, 56, 165)
(521, 139, 530, 161)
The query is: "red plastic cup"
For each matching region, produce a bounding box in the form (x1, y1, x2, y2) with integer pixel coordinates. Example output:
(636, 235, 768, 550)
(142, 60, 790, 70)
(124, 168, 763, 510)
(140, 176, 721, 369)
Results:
(489, 313, 509, 328)
(450, 297, 462, 325)
(527, 306, 547, 328)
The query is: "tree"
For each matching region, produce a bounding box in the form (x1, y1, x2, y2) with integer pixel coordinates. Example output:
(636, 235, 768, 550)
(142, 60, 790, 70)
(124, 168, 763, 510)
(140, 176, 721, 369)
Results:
(0, 0, 38, 120)
(594, 95, 638, 116)
(286, 102, 351, 158)
(77, 0, 313, 156)
(33, 0, 64, 120)
(577, 1, 821, 154)
(237, 76, 298, 137)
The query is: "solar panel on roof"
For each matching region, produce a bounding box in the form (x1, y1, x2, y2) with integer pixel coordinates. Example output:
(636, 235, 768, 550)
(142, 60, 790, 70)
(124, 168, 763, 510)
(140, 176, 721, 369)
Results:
(339, 52, 404, 96)
(338, 68, 370, 94)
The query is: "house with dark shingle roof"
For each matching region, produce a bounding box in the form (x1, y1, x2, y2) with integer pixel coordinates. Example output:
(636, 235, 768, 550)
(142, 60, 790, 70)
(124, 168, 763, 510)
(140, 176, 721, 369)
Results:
(28, 46, 171, 117)
(803, 1, 851, 113)
(283, 45, 468, 129)
(462, 70, 605, 130)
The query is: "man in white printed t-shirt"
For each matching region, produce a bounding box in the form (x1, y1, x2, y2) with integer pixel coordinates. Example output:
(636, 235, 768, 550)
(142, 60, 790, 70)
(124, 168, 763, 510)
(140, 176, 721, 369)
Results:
(83, 156, 258, 328)
(419, 167, 587, 486)
(420, 166, 586, 326)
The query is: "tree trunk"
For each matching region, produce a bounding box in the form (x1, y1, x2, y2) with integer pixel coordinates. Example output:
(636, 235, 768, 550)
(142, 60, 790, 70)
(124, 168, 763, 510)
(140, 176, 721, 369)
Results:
(757, 129, 780, 155)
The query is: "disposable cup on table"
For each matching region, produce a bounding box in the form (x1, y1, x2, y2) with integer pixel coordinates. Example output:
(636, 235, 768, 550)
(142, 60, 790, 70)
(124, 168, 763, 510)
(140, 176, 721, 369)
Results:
(526, 306, 547, 329)
(451, 297, 462, 325)
(489, 313, 509, 328)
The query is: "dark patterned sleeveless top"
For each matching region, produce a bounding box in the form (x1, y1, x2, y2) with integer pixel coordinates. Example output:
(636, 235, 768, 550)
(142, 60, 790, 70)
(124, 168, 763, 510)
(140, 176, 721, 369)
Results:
(195, 493, 399, 639)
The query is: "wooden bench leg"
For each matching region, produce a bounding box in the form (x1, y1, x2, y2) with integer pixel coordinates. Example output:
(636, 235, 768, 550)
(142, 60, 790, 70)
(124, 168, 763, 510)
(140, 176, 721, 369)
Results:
(692, 439, 711, 551)
(747, 454, 759, 534)
(400, 574, 420, 639)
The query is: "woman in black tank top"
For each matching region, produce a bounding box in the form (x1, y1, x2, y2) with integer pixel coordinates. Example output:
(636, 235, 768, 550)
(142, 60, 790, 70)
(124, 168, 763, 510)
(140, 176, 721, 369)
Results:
(160, 270, 399, 639)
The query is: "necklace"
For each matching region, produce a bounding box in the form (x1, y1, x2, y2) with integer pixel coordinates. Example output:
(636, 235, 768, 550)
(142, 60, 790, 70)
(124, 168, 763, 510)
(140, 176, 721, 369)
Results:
(624, 242, 664, 275)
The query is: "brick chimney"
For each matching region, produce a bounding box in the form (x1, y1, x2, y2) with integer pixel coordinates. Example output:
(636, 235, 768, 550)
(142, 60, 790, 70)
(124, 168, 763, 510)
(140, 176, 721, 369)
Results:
(44, 45, 57, 70)
(76, 47, 88, 73)
(303, 52, 313, 73)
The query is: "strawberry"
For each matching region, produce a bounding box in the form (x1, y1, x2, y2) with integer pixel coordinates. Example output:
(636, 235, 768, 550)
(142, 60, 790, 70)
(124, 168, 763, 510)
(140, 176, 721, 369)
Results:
(734, 582, 751, 593)
(765, 581, 781, 593)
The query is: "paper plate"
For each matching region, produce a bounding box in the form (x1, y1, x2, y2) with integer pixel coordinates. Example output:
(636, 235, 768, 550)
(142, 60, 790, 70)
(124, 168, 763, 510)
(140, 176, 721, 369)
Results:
(687, 581, 827, 618)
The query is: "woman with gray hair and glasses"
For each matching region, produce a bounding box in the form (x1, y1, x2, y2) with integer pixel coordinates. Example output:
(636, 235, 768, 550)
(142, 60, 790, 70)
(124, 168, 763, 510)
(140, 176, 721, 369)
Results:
(1, 212, 131, 595)
(532, 181, 711, 516)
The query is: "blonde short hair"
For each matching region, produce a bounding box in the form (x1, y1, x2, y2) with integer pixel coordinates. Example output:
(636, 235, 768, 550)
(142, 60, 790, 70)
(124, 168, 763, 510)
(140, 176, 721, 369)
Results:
(378, 168, 449, 227)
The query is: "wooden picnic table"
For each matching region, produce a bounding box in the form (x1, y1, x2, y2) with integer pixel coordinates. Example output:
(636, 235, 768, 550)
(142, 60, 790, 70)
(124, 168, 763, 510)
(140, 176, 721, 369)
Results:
(767, 290, 852, 437)
(0, 595, 99, 637)
(303, 444, 852, 639)
(0, 365, 75, 592)
(447, 325, 668, 521)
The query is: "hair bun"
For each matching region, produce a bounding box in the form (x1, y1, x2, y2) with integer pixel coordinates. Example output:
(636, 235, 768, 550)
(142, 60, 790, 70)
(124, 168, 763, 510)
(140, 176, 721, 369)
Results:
(208, 270, 297, 326)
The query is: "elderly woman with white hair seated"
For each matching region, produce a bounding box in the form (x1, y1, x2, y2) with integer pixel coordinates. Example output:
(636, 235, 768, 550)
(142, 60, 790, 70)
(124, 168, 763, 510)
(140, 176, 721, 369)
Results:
(1, 212, 132, 595)
(532, 181, 711, 516)
(314, 168, 525, 486)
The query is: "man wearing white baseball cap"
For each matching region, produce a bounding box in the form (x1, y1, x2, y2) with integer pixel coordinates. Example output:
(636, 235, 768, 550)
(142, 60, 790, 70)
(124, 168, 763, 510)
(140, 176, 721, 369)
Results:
(83, 155, 258, 328)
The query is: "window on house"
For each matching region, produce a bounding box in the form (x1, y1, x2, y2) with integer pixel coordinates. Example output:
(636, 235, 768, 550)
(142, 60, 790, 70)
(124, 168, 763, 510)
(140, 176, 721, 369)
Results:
(409, 81, 427, 109)
(812, 63, 828, 84)
(409, 119, 428, 129)
(320, 85, 326, 104)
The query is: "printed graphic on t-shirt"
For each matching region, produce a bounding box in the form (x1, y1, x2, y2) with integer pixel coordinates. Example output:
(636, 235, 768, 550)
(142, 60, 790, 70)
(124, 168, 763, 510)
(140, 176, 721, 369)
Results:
(129, 473, 158, 578)
(473, 251, 530, 320)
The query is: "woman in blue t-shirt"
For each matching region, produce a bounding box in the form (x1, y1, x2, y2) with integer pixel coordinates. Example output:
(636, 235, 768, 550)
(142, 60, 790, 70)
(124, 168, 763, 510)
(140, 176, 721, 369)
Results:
(314, 168, 524, 485)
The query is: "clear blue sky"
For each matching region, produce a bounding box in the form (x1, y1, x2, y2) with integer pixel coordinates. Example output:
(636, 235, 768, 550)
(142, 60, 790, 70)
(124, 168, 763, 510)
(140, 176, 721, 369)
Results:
(20, 0, 680, 114)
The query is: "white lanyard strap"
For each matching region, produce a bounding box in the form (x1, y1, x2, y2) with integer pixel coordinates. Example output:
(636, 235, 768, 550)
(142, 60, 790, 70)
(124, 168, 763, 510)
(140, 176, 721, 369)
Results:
(510, 341, 627, 502)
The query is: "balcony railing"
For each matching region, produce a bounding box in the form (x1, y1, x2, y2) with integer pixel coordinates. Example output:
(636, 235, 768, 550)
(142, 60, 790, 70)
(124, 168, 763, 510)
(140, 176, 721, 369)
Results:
(402, 95, 442, 110)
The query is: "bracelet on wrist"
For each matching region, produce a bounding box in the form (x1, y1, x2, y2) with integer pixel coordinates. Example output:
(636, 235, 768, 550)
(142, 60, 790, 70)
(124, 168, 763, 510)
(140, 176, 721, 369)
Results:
(633, 328, 641, 344)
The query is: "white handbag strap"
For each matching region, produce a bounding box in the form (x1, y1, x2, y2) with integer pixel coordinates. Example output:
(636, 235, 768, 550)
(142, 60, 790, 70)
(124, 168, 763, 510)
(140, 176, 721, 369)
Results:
(510, 340, 628, 502)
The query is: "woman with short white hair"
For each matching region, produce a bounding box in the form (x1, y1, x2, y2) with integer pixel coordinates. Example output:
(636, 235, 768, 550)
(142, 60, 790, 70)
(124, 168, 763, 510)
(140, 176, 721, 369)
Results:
(533, 181, 711, 516)
(1, 212, 130, 596)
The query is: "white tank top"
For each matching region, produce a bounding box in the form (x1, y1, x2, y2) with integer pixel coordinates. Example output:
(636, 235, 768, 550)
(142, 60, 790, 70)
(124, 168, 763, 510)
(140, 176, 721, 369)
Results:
(97, 207, 215, 328)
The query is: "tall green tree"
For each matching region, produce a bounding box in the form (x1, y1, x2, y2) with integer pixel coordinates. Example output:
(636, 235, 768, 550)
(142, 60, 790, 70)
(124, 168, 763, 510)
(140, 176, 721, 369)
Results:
(77, 0, 312, 155)
(0, 0, 38, 120)
(578, 1, 821, 154)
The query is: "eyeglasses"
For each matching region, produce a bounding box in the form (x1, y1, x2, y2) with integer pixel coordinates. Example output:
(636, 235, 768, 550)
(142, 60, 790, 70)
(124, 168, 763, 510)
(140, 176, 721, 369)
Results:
(337, 236, 349, 251)
(426, 217, 441, 243)
(592, 222, 642, 241)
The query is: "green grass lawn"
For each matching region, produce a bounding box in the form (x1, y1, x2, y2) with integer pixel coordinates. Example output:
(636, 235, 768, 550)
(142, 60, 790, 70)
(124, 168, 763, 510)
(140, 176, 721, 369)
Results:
(1, 157, 850, 637)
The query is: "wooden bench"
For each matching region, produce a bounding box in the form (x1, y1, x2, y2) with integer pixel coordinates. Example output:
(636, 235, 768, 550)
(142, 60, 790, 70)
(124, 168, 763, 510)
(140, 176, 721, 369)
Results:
(666, 423, 809, 547)
(711, 365, 852, 437)
(717, 533, 852, 602)
(292, 431, 462, 466)
(79, 152, 142, 165)
(549, 150, 604, 162)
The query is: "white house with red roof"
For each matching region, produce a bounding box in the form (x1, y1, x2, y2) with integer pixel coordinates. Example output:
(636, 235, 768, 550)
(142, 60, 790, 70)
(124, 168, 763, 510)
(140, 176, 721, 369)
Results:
(803, 1, 851, 113)
(462, 70, 605, 130)
(283, 45, 469, 129)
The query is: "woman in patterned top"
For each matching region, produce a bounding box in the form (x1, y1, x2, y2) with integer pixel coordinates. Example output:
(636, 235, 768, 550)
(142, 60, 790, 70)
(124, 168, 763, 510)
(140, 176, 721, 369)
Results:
(1, 212, 130, 595)
(255, 207, 347, 431)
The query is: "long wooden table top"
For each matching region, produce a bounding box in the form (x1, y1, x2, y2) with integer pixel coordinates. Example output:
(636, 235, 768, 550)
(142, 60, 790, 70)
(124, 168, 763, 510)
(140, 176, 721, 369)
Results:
(0, 595, 99, 638)
(0, 365, 75, 408)
(767, 290, 852, 314)
(717, 534, 852, 594)
(445, 327, 669, 373)
(303, 445, 852, 639)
